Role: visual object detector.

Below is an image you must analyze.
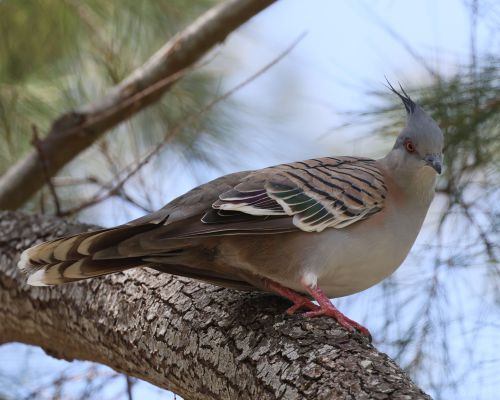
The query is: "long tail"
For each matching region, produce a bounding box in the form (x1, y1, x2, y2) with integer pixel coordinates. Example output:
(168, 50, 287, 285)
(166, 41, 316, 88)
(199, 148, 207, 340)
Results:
(17, 223, 158, 286)
(18, 219, 258, 291)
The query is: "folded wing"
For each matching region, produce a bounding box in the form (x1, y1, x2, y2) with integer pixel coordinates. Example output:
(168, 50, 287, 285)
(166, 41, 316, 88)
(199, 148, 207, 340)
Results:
(207, 156, 387, 232)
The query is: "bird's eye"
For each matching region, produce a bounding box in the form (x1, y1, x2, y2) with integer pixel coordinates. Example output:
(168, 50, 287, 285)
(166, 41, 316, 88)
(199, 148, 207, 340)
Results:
(404, 139, 416, 153)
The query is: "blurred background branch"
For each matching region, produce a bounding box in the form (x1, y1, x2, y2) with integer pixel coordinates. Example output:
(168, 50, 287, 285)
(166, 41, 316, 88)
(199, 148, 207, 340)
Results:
(0, 0, 276, 210)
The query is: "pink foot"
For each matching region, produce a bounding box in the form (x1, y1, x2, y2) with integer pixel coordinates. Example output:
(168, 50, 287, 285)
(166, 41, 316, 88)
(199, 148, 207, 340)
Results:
(303, 285, 371, 339)
(261, 278, 370, 340)
(262, 278, 319, 315)
(285, 298, 318, 315)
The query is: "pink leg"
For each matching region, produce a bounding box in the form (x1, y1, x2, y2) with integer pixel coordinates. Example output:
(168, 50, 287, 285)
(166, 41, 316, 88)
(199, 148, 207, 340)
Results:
(303, 285, 371, 338)
(262, 278, 319, 315)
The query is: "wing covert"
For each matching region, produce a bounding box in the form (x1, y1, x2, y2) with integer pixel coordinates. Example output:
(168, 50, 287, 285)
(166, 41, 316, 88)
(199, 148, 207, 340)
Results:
(207, 157, 387, 232)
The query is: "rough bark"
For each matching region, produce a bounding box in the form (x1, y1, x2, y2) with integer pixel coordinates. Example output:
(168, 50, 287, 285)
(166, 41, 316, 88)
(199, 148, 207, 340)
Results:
(0, 0, 277, 210)
(0, 211, 431, 400)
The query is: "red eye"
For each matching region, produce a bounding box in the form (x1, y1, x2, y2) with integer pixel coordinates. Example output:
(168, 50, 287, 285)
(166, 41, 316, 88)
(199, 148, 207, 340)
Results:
(404, 139, 416, 153)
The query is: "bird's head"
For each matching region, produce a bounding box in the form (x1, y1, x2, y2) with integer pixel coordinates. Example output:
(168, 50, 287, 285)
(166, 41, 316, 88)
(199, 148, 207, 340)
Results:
(388, 82, 444, 176)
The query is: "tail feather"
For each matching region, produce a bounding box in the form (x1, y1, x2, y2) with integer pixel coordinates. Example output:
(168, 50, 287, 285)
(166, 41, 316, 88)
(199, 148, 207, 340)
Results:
(26, 263, 85, 286)
(24, 258, 145, 286)
(18, 223, 158, 286)
(17, 219, 255, 290)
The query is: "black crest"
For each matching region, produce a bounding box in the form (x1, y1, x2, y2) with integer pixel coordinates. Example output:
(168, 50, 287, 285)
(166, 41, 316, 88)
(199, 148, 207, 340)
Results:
(384, 78, 416, 113)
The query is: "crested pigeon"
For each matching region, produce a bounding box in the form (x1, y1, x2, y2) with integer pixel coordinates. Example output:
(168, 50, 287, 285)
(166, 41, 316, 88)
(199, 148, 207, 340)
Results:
(18, 84, 444, 338)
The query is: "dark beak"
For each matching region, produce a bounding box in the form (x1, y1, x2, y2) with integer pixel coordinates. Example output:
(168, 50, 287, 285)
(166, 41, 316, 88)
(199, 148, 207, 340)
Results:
(425, 154, 442, 174)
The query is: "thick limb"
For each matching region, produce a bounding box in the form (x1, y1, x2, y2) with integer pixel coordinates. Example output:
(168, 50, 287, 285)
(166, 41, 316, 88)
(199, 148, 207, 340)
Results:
(303, 284, 371, 339)
(262, 278, 319, 315)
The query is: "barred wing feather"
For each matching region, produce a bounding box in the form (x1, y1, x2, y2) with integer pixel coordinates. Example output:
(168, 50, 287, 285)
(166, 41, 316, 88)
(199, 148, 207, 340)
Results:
(210, 157, 387, 232)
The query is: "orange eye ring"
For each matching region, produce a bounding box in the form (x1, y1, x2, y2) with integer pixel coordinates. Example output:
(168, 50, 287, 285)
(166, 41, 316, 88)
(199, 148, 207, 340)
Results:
(404, 139, 416, 153)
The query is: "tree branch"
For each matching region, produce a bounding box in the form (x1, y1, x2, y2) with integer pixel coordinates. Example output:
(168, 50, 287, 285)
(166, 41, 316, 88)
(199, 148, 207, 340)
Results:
(0, 211, 431, 399)
(0, 0, 277, 210)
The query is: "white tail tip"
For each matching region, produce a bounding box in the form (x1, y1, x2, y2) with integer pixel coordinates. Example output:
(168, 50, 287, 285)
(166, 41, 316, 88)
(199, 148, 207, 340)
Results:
(26, 269, 51, 286)
(18, 247, 54, 286)
(17, 248, 33, 272)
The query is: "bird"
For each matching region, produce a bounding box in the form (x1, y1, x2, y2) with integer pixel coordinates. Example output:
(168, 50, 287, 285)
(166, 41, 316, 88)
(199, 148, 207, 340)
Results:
(18, 83, 444, 339)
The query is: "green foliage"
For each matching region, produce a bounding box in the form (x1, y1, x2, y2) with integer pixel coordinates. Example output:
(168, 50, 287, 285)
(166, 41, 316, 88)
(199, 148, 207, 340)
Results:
(417, 62, 500, 193)
(0, 1, 79, 82)
(0, 0, 218, 175)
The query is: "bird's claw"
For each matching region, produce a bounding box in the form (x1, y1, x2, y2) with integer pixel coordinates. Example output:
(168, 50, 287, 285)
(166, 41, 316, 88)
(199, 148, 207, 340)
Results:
(303, 307, 371, 341)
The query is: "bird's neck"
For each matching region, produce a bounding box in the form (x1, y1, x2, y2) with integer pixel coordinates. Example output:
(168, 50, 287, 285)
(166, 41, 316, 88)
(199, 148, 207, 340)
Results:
(379, 150, 437, 207)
